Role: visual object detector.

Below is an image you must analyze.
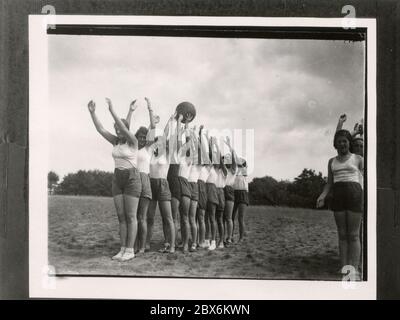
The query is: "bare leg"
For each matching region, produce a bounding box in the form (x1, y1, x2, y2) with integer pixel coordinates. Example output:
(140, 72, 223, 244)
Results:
(237, 204, 247, 242)
(334, 211, 348, 269)
(123, 195, 140, 249)
(197, 208, 206, 245)
(207, 202, 217, 241)
(216, 209, 225, 247)
(113, 195, 127, 248)
(205, 208, 210, 241)
(179, 196, 191, 252)
(231, 202, 238, 241)
(224, 200, 234, 243)
(137, 197, 150, 253)
(347, 211, 363, 272)
(189, 200, 198, 250)
(159, 200, 176, 252)
(146, 200, 157, 250)
(171, 197, 180, 244)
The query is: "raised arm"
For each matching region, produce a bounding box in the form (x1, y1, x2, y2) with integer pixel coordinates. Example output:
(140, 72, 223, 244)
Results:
(220, 151, 228, 176)
(106, 98, 138, 147)
(145, 97, 157, 130)
(87, 100, 117, 145)
(336, 114, 346, 132)
(316, 158, 334, 208)
(176, 114, 184, 150)
(199, 126, 211, 165)
(225, 136, 237, 173)
(125, 99, 138, 128)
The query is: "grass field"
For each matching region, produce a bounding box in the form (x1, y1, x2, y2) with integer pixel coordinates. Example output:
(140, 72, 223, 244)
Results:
(48, 195, 342, 280)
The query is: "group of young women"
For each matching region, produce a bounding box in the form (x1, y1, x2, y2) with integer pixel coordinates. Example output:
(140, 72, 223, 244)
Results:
(88, 98, 249, 261)
(317, 114, 364, 280)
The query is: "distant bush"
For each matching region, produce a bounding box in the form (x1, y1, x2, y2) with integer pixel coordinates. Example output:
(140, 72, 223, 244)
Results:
(248, 168, 326, 209)
(55, 170, 113, 196)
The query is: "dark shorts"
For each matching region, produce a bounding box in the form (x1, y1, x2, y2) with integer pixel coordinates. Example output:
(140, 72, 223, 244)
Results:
(150, 178, 171, 202)
(167, 164, 180, 199)
(224, 185, 235, 202)
(178, 176, 192, 199)
(206, 182, 219, 206)
(139, 172, 152, 200)
(332, 182, 363, 212)
(198, 180, 208, 210)
(189, 181, 199, 202)
(216, 188, 225, 211)
(234, 190, 249, 206)
(112, 167, 141, 197)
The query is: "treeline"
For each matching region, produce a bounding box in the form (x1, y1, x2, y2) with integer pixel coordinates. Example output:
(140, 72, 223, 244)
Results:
(49, 168, 326, 209)
(249, 169, 326, 209)
(54, 170, 113, 197)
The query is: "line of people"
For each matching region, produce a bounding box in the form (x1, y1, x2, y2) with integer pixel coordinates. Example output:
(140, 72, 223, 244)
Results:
(88, 98, 249, 261)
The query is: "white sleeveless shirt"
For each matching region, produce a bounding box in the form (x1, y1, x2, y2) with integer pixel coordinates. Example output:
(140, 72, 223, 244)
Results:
(137, 147, 152, 174)
(215, 169, 227, 188)
(233, 166, 248, 191)
(150, 151, 169, 179)
(188, 165, 201, 183)
(225, 169, 237, 187)
(178, 154, 192, 179)
(199, 166, 211, 182)
(206, 167, 218, 184)
(112, 143, 137, 169)
(331, 154, 362, 185)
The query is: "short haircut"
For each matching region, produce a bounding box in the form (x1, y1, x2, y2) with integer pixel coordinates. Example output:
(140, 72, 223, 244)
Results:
(135, 126, 148, 138)
(333, 129, 353, 150)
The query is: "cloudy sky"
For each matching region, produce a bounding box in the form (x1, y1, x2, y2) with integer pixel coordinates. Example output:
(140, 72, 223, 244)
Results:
(48, 34, 365, 182)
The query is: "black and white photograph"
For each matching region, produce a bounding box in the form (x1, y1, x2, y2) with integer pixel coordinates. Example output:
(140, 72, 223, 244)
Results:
(28, 15, 377, 299)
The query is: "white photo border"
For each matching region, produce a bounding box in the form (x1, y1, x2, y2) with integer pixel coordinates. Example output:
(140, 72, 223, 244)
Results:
(29, 15, 377, 300)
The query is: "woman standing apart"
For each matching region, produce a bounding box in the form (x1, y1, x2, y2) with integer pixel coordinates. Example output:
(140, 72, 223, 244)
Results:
(88, 98, 141, 261)
(317, 129, 364, 279)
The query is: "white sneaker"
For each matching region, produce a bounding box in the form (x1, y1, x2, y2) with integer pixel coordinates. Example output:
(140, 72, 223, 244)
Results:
(208, 240, 216, 251)
(199, 241, 208, 249)
(120, 251, 135, 261)
(217, 242, 224, 249)
(204, 240, 210, 247)
(111, 249, 125, 260)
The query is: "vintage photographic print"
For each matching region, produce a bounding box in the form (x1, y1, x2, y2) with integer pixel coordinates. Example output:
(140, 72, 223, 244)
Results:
(29, 16, 376, 299)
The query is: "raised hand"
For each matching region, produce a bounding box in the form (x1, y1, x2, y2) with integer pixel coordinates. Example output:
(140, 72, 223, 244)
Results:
(144, 97, 152, 110)
(358, 124, 364, 135)
(339, 114, 347, 123)
(88, 100, 96, 113)
(130, 99, 138, 112)
(105, 98, 113, 111)
(225, 136, 231, 146)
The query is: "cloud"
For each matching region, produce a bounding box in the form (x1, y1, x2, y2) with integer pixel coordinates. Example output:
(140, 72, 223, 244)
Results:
(48, 35, 365, 181)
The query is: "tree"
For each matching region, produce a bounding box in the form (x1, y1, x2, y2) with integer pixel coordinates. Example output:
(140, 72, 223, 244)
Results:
(48, 171, 59, 194)
(56, 170, 113, 196)
(288, 169, 326, 208)
(247, 169, 326, 209)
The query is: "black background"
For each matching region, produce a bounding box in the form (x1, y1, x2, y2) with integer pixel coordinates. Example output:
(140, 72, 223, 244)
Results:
(0, 0, 399, 300)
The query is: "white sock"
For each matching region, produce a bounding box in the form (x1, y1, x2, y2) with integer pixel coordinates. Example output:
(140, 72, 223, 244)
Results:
(125, 248, 134, 254)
